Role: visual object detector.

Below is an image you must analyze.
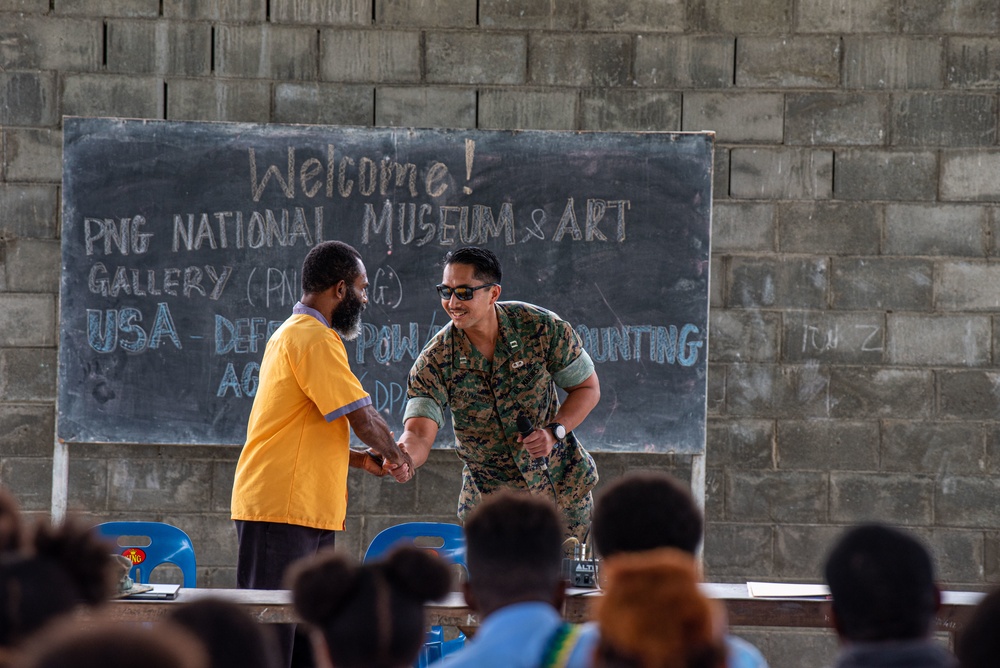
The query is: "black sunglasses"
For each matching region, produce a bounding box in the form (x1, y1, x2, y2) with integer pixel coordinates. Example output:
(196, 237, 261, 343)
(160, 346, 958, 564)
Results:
(436, 283, 499, 301)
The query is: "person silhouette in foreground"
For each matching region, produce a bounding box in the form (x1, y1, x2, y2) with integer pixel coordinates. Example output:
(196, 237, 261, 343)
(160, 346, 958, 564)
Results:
(824, 523, 956, 668)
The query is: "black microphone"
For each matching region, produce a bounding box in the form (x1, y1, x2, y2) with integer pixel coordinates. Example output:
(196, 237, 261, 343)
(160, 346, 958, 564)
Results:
(517, 412, 548, 472)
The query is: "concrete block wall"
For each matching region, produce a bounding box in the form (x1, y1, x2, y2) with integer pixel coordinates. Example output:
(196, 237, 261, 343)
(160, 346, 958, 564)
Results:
(3, 1, 1000, 665)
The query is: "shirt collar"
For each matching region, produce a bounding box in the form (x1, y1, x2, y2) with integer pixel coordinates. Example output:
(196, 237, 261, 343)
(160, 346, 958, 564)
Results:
(293, 301, 329, 327)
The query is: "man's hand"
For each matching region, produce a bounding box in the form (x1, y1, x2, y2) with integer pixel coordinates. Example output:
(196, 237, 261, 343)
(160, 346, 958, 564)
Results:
(385, 444, 415, 483)
(349, 449, 388, 477)
(518, 428, 556, 459)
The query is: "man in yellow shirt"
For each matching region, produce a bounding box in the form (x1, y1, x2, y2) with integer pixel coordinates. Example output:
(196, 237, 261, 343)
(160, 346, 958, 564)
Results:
(231, 240, 412, 668)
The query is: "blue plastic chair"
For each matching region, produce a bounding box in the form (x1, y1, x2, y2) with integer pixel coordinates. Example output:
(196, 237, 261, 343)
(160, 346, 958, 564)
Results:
(364, 522, 467, 666)
(94, 521, 197, 588)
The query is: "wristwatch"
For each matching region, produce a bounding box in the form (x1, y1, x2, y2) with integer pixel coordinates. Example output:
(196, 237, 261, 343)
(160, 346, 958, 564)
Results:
(546, 422, 566, 441)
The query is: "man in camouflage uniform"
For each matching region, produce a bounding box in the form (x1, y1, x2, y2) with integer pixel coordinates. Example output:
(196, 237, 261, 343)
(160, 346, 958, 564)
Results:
(395, 246, 600, 542)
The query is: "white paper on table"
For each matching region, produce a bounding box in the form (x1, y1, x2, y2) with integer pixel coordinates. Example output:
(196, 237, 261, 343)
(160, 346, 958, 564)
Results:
(747, 581, 831, 598)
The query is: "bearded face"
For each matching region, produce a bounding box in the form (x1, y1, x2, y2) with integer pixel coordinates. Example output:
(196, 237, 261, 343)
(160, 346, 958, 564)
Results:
(330, 285, 365, 341)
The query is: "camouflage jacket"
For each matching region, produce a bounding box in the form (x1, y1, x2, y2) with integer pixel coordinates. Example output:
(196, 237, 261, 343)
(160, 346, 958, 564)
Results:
(404, 301, 599, 519)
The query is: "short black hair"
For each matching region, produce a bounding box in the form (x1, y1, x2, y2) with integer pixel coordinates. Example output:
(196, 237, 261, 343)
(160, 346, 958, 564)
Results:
(168, 598, 281, 668)
(592, 472, 703, 559)
(301, 241, 362, 294)
(443, 246, 502, 284)
(824, 523, 937, 642)
(288, 546, 451, 668)
(957, 587, 1000, 668)
(464, 490, 564, 606)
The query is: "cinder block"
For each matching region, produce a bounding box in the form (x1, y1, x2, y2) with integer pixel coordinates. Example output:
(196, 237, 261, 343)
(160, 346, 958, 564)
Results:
(900, 0, 1000, 34)
(773, 524, 842, 580)
(0, 348, 58, 402)
(0, 16, 102, 71)
(986, 533, 1000, 583)
(271, 0, 369, 25)
(830, 472, 934, 525)
(0, 72, 58, 126)
(216, 25, 318, 81)
(0, 0, 48, 10)
(939, 370, 1000, 419)
(709, 309, 781, 363)
(635, 35, 735, 88)
(580, 89, 681, 131)
(941, 150, 1000, 201)
(712, 202, 775, 252)
(0, 185, 58, 239)
(783, 311, 885, 365)
(4, 239, 59, 293)
(529, 34, 631, 87)
(777, 420, 878, 470)
(882, 421, 985, 475)
(211, 457, 238, 513)
(830, 257, 933, 310)
(844, 36, 944, 90)
(479, 0, 577, 29)
(375, 0, 474, 27)
(166, 79, 271, 122)
(478, 90, 578, 131)
(0, 294, 55, 346)
(889, 312, 992, 368)
(726, 363, 831, 418)
(753, 630, 839, 668)
(162, 0, 265, 21)
(107, 20, 211, 76)
(785, 93, 887, 146)
(411, 450, 464, 515)
(0, 404, 54, 456)
(736, 36, 841, 88)
(0, 458, 52, 510)
(893, 93, 997, 146)
(730, 148, 833, 199)
(936, 477, 1000, 528)
(706, 419, 774, 469)
(947, 38, 1000, 89)
(796, 0, 895, 33)
(322, 29, 421, 83)
(108, 458, 212, 511)
(830, 368, 933, 418)
(275, 83, 374, 125)
(777, 201, 881, 255)
(688, 0, 792, 33)
(937, 262, 1000, 310)
(923, 529, 985, 584)
(728, 256, 828, 309)
(375, 87, 475, 128)
(885, 203, 987, 256)
(702, 522, 773, 577)
(62, 74, 164, 120)
(163, 513, 237, 568)
(425, 32, 525, 86)
(683, 93, 783, 143)
(5, 129, 61, 184)
(727, 471, 828, 522)
(53, 0, 159, 16)
(66, 458, 109, 513)
(713, 146, 730, 201)
(834, 149, 938, 201)
(706, 361, 725, 415)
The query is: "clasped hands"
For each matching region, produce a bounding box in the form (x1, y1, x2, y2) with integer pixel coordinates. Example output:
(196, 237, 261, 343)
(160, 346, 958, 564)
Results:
(350, 446, 414, 483)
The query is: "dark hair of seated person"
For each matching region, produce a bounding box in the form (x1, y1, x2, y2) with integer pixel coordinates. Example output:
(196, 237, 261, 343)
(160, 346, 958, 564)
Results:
(13, 618, 207, 668)
(955, 586, 1000, 668)
(0, 519, 117, 651)
(168, 598, 282, 668)
(591, 472, 703, 559)
(287, 546, 451, 668)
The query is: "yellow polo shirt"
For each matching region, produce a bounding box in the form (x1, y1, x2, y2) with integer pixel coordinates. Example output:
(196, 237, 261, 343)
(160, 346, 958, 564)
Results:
(231, 306, 370, 530)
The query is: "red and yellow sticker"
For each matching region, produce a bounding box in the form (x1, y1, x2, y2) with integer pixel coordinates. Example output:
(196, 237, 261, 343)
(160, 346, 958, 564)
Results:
(122, 548, 146, 564)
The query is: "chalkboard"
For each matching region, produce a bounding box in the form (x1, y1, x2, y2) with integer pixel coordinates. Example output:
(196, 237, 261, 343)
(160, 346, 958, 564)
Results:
(59, 117, 713, 453)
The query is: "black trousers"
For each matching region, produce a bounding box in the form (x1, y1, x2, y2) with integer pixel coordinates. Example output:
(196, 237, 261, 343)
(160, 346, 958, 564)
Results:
(235, 520, 337, 668)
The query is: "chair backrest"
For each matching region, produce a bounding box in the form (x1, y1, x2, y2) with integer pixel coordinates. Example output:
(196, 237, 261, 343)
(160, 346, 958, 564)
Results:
(94, 521, 197, 587)
(364, 522, 466, 571)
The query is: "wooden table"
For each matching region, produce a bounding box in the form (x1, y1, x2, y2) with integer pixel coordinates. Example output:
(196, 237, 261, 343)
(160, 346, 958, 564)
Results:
(100, 584, 985, 641)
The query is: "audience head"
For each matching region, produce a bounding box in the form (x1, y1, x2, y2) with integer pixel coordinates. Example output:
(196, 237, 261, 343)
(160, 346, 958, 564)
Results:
(288, 546, 450, 668)
(594, 548, 726, 668)
(956, 587, 1000, 668)
(463, 490, 565, 615)
(13, 618, 207, 668)
(592, 472, 702, 559)
(168, 598, 281, 668)
(0, 519, 117, 650)
(824, 523, 939, 643)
